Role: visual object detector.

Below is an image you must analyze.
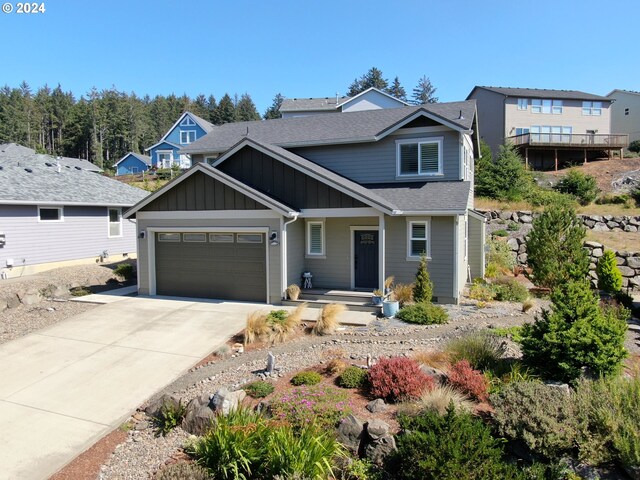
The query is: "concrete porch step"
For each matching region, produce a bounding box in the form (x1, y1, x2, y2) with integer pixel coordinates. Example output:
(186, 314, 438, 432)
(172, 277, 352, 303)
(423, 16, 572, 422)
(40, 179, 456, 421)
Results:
(298, 288, 375, 304)
(281, 298, 382, 314)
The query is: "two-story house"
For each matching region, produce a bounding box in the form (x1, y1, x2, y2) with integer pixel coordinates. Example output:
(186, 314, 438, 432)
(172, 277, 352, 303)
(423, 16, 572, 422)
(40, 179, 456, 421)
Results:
(467, 86, 629, 170)
(279, 87, 410, 118)
(607, 89, 640, 144)
(124, 102, 485, 305)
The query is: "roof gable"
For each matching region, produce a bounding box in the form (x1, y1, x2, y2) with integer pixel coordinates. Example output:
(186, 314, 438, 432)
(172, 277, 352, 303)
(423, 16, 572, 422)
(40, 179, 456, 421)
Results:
(158, 111, 215, 143)
(145, 140, 181, 152)
(337, 87, 409, 109)
(114, 152, 151, 167)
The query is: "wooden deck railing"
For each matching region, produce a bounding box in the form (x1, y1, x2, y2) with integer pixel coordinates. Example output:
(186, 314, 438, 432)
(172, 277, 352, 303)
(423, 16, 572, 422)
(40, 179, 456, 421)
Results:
(507, 133, 629, 148)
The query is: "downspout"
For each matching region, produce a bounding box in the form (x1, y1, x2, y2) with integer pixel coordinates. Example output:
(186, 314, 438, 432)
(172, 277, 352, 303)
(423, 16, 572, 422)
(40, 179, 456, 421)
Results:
(281, 213, 299, 299)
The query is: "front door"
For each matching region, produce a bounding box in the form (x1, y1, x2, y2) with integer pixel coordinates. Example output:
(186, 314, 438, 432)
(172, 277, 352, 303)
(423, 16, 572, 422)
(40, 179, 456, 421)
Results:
(354, 230, 378, 289)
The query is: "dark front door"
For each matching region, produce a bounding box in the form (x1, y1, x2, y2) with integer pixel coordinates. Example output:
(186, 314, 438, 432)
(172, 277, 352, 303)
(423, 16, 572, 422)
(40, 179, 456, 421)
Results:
(354, 230, 378, 289)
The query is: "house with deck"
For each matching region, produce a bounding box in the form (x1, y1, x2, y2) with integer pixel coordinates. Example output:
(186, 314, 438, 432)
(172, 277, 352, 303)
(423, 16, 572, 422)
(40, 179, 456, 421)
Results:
(0, 143, 148, 278)
(124, 102, 485, 305)
(467, 86, 629, 170)
(607, 89, 640, 144)
(279, 87, 410, 118)
(145, 111, 214, 170)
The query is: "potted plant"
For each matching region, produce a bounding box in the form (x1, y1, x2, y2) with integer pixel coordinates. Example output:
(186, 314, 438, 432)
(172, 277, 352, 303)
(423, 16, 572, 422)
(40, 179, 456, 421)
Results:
(286, 284, 301, 301)
(384, 275, 395, 295)
(382, 292, 400, 318)
(372, 289, 384, 306)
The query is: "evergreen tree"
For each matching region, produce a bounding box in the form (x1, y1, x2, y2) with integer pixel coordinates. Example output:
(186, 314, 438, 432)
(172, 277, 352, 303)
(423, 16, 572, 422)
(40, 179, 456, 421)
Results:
(347, 67, 389, 96)
(263, 93, 284, 119)
(191, 94, 209, 119)
(387, 76, 407, 101)
(521, 279, 628, 382)
(411, 75, 438, 104)
(206, 95, 218, 124)
(235, 93, 260, 122)
(215, 93, 236, 124)
(596, 250, 623, 293)
(413, 254, 434, 303)
(474, 143, 532, 200)
(526, 202, 590, 290)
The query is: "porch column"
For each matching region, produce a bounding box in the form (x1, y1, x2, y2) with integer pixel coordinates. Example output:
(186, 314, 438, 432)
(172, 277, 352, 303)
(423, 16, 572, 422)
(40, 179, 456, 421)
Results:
(554, 149, 558, 171)
(584, 149, 587, 165)
(525, 148, 528, 168)
(379, 213, 386, 293)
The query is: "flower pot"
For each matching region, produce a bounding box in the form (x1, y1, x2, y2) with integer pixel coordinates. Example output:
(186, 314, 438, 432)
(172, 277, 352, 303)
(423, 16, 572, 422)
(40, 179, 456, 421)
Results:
(382, 300, 399, 318)
(372, 295, 383, 306)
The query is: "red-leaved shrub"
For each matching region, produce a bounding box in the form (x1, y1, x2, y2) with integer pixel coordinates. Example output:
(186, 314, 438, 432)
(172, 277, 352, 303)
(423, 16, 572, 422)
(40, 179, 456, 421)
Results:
(447, 360, 489, 401)
(368, 357, 434, 402)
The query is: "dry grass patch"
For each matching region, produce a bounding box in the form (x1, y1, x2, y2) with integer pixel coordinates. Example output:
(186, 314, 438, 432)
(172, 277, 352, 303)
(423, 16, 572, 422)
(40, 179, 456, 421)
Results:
(312, 303, 346, 335)
(412, 350, 451, 370)
(414, 385, 475, 415)
(244, 304, 307, 345)
(475, 197, 542, 212)
(586, 230, 640, 252)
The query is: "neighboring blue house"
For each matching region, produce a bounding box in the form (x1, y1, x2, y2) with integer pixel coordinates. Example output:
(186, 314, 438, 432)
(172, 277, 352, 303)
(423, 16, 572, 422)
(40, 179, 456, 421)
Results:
(114, 152, 152, 176)
(145, 111, 214, 169)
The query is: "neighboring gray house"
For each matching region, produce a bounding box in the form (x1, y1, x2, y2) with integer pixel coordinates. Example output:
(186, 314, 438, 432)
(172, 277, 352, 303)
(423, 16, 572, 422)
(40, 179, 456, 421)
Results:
(0, 144, 149, 278)
(607, 89, 640, 144)
(467, 86, 628, 170)
(125, 102, 485, 305)
(279, 87, 410, 118)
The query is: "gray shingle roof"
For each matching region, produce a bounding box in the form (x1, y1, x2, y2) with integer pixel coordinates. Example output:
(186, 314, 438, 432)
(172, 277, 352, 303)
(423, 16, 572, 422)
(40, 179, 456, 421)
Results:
(0, 144, 149, 206)
(280, 96, 350, 112)
(366, 181, 471, 213)
(0, 143, 103, 172)
(182, 101, 477, 155)
(188, 112, 215, 132)
(470, 86, 610, 102)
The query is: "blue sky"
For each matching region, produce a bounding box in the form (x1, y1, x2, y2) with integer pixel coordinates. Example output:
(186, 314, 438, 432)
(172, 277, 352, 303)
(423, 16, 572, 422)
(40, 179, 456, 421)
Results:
(1, 0, 637, 113)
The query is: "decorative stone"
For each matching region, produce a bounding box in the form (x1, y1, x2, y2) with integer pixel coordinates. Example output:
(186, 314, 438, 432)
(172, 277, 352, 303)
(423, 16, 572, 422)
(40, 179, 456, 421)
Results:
(182, 395, 217, 435)
(511, 212, 519, 222)
(629, 277, 640, 288)
(591, 248, 603, 258)
(588, 271, 598, 280)
(499, 211, 512, 221)
(517, 253, 528, 264)
(5, 295, 20, 309)
(337, 414, 365, 453)
(419, 365, 447, 384)
(367, 354, 373, 368)
(615, 257, 626, 266)
(622, 277, 630, 288)
(145, 394, 182, 418)
(583, 219, 595, 228)
(266, 352, 275, 374)
(0, 298, 6, 312)
(592, 222, 609, 232)
(507, 238, 519, 251)
(366, 419, 390, 441)
(211, 388, 246, 416)
(603, 215, 613, 222)
(520, 215, 533, 223)
(18, 288, 42, 306)
(590, 215, 603, 222)
(589, 263, 597, 270)
(135, 421, 150, 431)
(626, 257, 640, 269)
(518, 244, 527, 254)
(618, 266, 636, 277)
(624, 225, 638, 232)
(606, 221, 619, 229)
(364, 434, 397, 465)
(545, 382, 571, 395)
(584, 241, 603, 248)
(366, 399, 388, 414)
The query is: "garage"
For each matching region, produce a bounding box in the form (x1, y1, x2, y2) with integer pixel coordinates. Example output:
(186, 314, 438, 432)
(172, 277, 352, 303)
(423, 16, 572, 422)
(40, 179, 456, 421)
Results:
(154, 231, 267, 302)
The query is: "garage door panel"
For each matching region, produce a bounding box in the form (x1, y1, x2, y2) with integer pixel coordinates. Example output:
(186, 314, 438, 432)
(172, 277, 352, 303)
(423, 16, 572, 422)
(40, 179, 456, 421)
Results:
(155, 232, 267, 302)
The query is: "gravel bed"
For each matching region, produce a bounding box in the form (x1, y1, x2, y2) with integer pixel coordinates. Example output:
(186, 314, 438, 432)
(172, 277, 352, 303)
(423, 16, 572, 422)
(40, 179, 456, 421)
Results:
(99, 301, 535, 480)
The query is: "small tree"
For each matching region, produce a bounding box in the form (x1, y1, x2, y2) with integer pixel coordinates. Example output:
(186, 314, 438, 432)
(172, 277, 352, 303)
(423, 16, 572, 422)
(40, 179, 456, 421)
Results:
(596, 250, 623, 293)
(521, 279, 627, 382)
(410, 75, 438, 105)
(474, 143, 532, 201)
(526, 202, 590, 289)
(554, 169, 599, 206)
(413, 254, 433, 303)
(628, 139, 640, 154)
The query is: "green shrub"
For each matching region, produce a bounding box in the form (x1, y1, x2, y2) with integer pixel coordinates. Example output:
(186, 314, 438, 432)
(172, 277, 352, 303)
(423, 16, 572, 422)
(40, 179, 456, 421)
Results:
(507, 222, 520, 231)
(270, 385, 352, 430)
(153, 462, 211, 480)
(290, 370, 322, 386)
(485, 361, 539, 394)
(384, 407, 526, 479)
(628, 139, 640, 153)
(114, 263, 135, 281)
(337, 366, 368, 389)
(493, 229, 509, 237)
(445, 332, 506, 371)
(487, 238, 516, 273)
(155, 399, 187, 436)
(266, 309, 289, 324)
(412, 254, 433, 303)
(554, 170, 599, 205)
(596, 193, 630, 205)
(469, 280, 495, 301)
(596, 250, 623, 293)
(492, 277, 529, 302)
(525, 187, 575, 207)
(341, 458, 382, 480)
(491, 381, 578, 460)
(526, 203, 589, 289)
(488, 326, 524, 343)
(521, 279, 628, 382)
(243, 380, 275, 398)
(474, 142, 534, 202)
(396, 302, 449, 325)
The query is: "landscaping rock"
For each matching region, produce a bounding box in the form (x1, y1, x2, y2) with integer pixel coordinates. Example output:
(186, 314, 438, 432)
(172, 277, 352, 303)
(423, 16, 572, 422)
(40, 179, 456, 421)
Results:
(182, 394, 216, 436)
(366, 398, 388, 414)
(545, 382, 571, 395)
(584, 241, 603, 248)
(145, 394, 182, 418)
(0, 298, 7, 312)
(366, 419, 390, 441)
(5, 295, 20, 309)
(517, 253, 528, 264)
(364, 434, 396, 465)
(210, 388, 246, 416)
(18, 288, 42, 306)
(419, 365, 447, 384)
(592, 222, 609, 232)
(520, 214, 532, 223)
(618, 266, 636, 277)
(627, 256, 640, 269)
(507, 238, 519, 251)
(337, 414, 364, 453)
(266, 351, 276, 374)
(590, 248, 603, 258)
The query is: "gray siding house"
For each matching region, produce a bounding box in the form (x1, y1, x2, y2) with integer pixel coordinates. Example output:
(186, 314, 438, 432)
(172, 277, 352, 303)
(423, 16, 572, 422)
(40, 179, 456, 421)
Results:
(467, 86, 628, 170)
(0, 144, 148, 278)
(125, 102, 485, 305)
(607, 89, 640, 144)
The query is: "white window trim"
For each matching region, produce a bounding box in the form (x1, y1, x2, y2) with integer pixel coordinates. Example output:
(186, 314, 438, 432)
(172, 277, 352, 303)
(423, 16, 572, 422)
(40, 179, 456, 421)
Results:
(157, 150, 174, 168)
(180, 116, 196, 126)
(183, 232, 207, 242)
(406, 219, 431, 261)
(517, 98, 528, 110)
(180, 130, 196, 144)
(306, 220, 325, 258)
(108, 207, 123, 238)
(582, 101, 602, 116)
(38, 205, 64, 223)
(395, 137, 444, 178)
(552, 100, 563, 114)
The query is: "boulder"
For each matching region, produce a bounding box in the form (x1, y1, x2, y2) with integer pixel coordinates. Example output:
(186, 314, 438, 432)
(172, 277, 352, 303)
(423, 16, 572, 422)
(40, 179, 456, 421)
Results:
(629, 217, 640, 226)
(18, 288, 42, 306)
(584, 241, 603, 248)
(592, 222, 609, 232)
(520, 214, 533, 224)
(366, 399, 388, 414)
(182, 395, 216, 435)
(618, 266, 636, 277)
(517, 253, 528, 264)
(211, 388, 246, 415)
(0, 298, 7, 312)
(5, 295, 20, 309)
(145, 394, 183, 418)
(507, 238, 519, 251)
(545, 382, 571, 396)
(615, 257, 626, 266)
(419, 365, 447, 384)
(499, 211, 513, 221)
(591, 248, 603, 258)
(364, 434, 397, 465)
(337, 414, 365, 453)
(366, 419, 390, 441)
(624, 225, 638, 232)
(626, 257, 640, 269)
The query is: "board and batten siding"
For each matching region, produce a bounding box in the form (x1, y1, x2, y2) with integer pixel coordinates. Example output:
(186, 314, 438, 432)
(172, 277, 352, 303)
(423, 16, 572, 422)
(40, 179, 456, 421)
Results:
(468, 214, 485, 280)
(286, 219, 305, 286)
(0, 205, 137, 270)
(290, 130, 461, 184)
(384, 215, 456, 303)
(136, 217, 282, 303)
(457, 215, 468, 297)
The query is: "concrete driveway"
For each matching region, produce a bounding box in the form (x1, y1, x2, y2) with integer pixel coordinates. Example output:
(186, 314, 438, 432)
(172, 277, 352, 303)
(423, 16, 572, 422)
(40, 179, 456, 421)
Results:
(0, 295, 255, 480)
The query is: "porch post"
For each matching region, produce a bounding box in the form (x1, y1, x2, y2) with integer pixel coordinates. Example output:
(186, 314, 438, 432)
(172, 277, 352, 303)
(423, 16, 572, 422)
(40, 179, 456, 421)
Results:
(525, 148, 528, 168)
(584, 149, 587, 165)
(554, 149, 558, 171)
(379, 213, 386, 293)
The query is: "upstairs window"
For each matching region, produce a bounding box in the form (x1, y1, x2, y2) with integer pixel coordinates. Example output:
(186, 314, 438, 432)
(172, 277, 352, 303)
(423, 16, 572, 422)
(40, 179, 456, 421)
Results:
(180, 131, 196, 144)
(515, 127, 530, 136)
(531, 99, 562, 114)
(582, 101, 602, 116)
(38, 206, 63, 222)
(552, 100, 563, 114)
(407, 220, 430, 258)
(180, 116, 196, 126)
(396, 138, 443, 177)
(306, 221, 325, 256)
(531, 99, 542, 113)
(108, 208, 122, 237)
(517, 98, 528, 110)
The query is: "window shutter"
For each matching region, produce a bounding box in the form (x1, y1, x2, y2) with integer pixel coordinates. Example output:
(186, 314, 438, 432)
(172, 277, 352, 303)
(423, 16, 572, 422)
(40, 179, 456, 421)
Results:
(420, 143, 439, 173)
(309, 223, 323, 254)
(400, 143, 419, 175)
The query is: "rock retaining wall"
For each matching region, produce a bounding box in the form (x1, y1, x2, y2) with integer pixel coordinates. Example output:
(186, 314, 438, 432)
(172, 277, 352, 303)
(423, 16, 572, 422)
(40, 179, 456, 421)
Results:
(478, 210, 640, 291)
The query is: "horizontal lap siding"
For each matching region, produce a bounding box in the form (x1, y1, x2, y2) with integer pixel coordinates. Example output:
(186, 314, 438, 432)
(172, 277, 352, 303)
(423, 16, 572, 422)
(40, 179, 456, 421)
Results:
(137, 217, 282, 303)
(290, 130, 461, 184)
(0, 205, 137, 268)
(385, 215, 454, 302)
(286, 220, 305, 286)
(468, 215, 484, 280)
